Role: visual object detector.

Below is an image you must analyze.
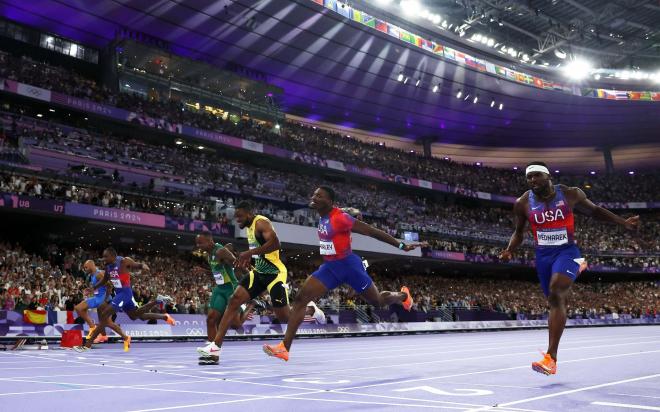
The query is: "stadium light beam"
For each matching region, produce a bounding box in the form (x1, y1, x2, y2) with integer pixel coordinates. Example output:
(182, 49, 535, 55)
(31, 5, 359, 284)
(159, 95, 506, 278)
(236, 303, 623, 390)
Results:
(563, 58, 593, 80)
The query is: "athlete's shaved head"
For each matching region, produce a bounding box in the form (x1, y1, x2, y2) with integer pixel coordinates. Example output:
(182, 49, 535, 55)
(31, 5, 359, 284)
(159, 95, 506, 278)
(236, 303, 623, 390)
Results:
(83, 260, 97, 274)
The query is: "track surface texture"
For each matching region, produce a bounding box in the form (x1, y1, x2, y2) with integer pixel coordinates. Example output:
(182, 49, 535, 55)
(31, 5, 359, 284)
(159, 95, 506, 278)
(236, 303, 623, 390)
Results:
(1, 326, 659, 411)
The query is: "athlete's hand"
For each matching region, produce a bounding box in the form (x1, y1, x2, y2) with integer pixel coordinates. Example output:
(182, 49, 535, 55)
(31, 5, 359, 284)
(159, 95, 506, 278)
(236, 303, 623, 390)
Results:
(140, 263, 150, 272)
(402, 242, 428, 252)
(83, 288, 93, 297)
(499, 250, 513, 262)
(624, 215, 640, 231)
(235, 251, 253, 271)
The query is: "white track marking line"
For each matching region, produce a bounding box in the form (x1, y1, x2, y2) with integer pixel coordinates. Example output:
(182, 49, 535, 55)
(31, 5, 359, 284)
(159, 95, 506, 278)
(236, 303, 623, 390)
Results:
(0, 365, 90, 370)
(436, 382, 544, 390)
(0, 371, 144, 380)
(5, 352, 323, 393)
(126, 397, 269, 412)
(609, 393, 660, 400)
(333, 349, 660, 391)
(489, 374, 660, 409)
(273, 395, 472, 409)
(591, 402, 660, 411)
(0, 387, 107, 397)
(231, 340, 660, 382)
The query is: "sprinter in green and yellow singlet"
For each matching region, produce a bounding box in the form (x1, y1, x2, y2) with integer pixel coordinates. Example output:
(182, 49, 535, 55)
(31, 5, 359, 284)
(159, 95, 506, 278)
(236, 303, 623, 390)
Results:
(197, 201, 290, 360)
(194, 232, 259, 364)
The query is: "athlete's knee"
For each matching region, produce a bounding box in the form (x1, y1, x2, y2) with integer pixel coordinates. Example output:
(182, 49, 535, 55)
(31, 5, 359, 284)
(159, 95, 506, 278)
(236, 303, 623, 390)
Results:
(228, 294, 245, 309)
(547, 290, 565, 308)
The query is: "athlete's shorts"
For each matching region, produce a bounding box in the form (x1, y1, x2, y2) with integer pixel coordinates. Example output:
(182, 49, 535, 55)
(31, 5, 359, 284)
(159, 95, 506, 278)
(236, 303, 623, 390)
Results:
(535, 244, 583, 297)
(210, 283, 236, 313)
(312, 253, 373, 293)
(111, 287, 138, 312)
(239, 270, 288, 308)
(85, 294, 109, 309)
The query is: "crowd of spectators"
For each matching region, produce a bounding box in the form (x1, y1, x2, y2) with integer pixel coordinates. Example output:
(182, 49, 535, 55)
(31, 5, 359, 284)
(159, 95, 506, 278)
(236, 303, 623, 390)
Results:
(1, 50, 658, 202)
(1, 243, 657, 320)
(2, 110, 658, 259)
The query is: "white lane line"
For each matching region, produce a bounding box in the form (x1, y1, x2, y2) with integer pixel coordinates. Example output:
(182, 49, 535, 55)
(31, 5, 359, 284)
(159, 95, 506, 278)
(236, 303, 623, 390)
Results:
(126, 397, 268, 412)
(609, 393, 660, 400)
(333, 349, 660, 392)
(591, 402, 660, 411)
(274, 396, 466, 410)
(0, 365, 90, 370)
(491, 374, 660, 409)
(5, 352, 322, 393)
(0, 371, 144, 380)
(0, 387, 107, 397)
(233, 340, 660, 382)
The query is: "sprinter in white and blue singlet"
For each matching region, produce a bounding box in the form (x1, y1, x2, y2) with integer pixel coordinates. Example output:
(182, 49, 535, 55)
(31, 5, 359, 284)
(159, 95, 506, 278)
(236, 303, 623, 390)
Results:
(500, 161, 640, 376)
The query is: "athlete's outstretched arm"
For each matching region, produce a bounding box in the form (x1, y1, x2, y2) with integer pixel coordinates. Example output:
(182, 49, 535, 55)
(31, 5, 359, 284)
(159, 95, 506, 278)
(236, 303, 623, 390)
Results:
(235, 220, 280, 270)
(121, 256, 150, 272)
(351, 220, 421, 251)
(500, 198, 527, 261)
(572, 188, 640, 230)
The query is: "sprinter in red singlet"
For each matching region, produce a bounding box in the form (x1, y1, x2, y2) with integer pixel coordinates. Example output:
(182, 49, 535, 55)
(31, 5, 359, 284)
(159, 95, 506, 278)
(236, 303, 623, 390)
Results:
(500, 162, 639, 375)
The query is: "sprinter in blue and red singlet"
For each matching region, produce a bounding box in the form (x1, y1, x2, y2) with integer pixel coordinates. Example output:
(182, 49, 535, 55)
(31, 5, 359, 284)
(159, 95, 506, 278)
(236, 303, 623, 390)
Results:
(77, 247, 176, 352)
(263, 186, 424, 361)
(500, 162, 640, 375)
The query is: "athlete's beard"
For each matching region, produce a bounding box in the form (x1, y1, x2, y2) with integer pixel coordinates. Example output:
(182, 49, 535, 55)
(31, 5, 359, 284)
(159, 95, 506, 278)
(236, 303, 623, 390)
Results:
(531, 181, 553, 198)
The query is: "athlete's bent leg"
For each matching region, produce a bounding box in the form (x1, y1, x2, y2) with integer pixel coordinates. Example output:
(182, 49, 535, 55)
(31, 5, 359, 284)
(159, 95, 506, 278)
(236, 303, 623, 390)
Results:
(281, 276, 327, 351)
(359, 283, 407, 307)
(213, 286, 251, 347)
(546, 273, 573, 361)
(75, 301, 95, 329)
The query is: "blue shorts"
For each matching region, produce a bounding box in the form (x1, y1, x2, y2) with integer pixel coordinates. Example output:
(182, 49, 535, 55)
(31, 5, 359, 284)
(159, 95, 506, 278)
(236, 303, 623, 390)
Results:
(535, 245, 583, 297)
(111, 288, 137, 312)
(312, 253, 373, 293)
(86, 295, 108, 309)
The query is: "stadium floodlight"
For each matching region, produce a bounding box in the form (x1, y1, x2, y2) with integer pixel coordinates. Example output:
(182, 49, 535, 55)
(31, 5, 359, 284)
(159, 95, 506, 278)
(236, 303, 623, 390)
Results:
(403, 77, 409, 84)
(522, 54, 530, 62)
(554, 48, 567, 59)
(415, 78, 421, 86)
(498, 103, 503, 110)
(473, 95, 479, 104)
(463, 93, 471, 101)
(432, 15, 442, 25)
(397, 71, 404, 82)
(590, 171, 596, 175)
(198, 145, 204, 150)
(487, 38, 495, 47)
(400, 0, 420, 16)
(594, 74, 601, 80)
(563, 58, 592, 80)
(175, 140, 183, 145)
(628, 171, 635, 175)
(432, 84, 439, 93)
(473, 34, 482, 42)
(441, 20, 448, 28)
(480, 36, 488, 44)
(490, 100, 495, 107)
(275, 124, 281, 129)
(459, 31, 466, 37)
(456, 89, 463, 98)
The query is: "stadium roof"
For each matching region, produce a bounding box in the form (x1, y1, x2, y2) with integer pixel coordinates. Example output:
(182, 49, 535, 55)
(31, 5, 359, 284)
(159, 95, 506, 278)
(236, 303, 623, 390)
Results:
(1, 0, 659, 150)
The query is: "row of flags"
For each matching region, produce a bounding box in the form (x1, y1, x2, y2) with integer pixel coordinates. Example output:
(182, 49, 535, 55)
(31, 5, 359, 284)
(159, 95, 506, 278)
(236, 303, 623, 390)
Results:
(312, 0, 659, 101)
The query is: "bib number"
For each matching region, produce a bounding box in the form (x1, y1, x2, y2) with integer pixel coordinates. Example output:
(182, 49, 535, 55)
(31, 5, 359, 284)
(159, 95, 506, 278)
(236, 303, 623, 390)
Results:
(537, 229, 569, 246)
(212, 272, 226, 285)
(110, 278, 123, 288)
(319, 241, 337, 256)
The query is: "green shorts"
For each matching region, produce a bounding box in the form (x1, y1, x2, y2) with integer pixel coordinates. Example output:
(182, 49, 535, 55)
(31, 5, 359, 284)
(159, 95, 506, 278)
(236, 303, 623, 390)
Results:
(209, 283, 236, 313)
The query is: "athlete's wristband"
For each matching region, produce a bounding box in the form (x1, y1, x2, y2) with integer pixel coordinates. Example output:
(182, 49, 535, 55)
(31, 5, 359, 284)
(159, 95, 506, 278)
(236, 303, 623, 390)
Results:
(398, 242, 405, 250)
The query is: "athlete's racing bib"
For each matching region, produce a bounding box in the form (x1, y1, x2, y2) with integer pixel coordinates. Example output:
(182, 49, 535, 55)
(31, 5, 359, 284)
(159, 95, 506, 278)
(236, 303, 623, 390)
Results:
(249, 245, 260, 260)
(110, 278, 123, 288)
(319, 241, 337, 256)
(212, 271, 226, 285)
(537, 228, 569, 246)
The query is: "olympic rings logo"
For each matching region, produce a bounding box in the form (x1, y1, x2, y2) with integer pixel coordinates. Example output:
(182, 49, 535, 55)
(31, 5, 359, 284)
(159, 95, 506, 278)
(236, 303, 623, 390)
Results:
(185, 328, 205, 336)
